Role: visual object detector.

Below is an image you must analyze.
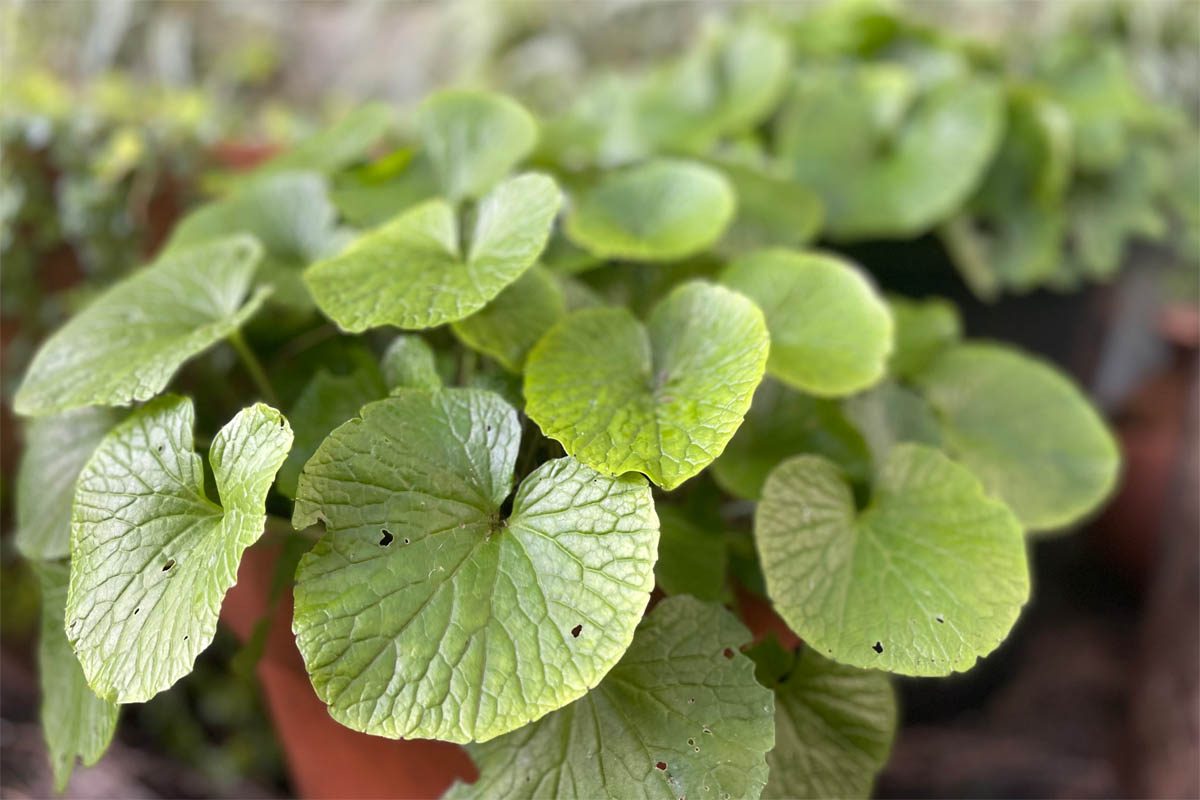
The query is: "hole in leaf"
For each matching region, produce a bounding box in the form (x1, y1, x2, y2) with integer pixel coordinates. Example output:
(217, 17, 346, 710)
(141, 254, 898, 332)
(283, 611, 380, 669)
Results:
(872, 641, 884, 654)
(183, 635, 189, 641)
(379, 529, 394, 546)
(936, 615, 945, 624)
(157, 445, 164, 453)
(162, 559, 176, 571)
(687, 738, 695, 746)
(722, 647, 735, 659)
(571, 624, 583, 638)
(687, 697, 695, 704)
(134, 608, 140, 615)
(403, 537, 411, 545)
(655, 762, 667, 771)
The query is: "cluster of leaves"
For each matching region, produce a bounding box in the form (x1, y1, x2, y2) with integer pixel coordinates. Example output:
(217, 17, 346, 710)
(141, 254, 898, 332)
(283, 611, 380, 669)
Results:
(14, 21, 1127, 800)
(510, 2, 1197, 299)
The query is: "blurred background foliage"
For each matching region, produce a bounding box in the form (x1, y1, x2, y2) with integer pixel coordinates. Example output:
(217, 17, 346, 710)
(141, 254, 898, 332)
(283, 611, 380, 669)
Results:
(1, 1, 1196, 797)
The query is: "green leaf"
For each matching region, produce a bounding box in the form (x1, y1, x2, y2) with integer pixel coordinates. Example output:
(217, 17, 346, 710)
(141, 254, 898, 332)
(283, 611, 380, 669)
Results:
(711, 379, 870, 500)
(14, 236, 268, 416)
(446, 596, 775, 800)
(713, 158, 824, 255)
(565, 159, 735, 262)
(524, 281, 769, 490)
(16, 408, 120, 560)
(776, 68, 1003, 239)
(913, 343, 1120, 531)
(655, 506, 727, 602)
(721, 249, 893, 397)
(886, 296, 962, 378)
(843, 381, 942, 470)
(756, 444, 1029, 675)
(765, 648, 896, 800)
(259, 103, 393, 175)
(382, 334, 443, 391)
(305, 173, 561, 331)
(331, 151, 440, 228)
(36, 561, 119, 792)
(291, 389, 658, 743)
(277, 366, 386, 499)
(418, 89, 538, 201)
(452, 266, 565, 372)
(66, 396, 293, 703)
(164, 172, 340, 310)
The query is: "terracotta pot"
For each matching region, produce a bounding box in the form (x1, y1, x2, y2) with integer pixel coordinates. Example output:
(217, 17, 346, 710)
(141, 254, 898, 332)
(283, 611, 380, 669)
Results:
(221, 543, 476, 799)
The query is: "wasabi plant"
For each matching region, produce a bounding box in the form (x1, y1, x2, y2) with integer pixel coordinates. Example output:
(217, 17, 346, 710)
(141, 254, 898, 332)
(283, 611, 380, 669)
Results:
(15, 10, 1166, 799)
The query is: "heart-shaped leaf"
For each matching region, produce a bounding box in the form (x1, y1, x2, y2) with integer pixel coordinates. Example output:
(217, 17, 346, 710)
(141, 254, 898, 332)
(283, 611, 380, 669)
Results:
(776, 67, 1003, 239)
(722, 249, 893, 397)
(15, 236, 268, 416)
(418, 89, 538, 201)
(16, 408, 120, 560)
(451, 266, 566, 372)
(164, 171, 341, 310)
(291, 389, 658, 743)
(711, 379, 870, 500)
(763, 647, 896, 800)
(565, 159, 735, 262)
(446, 596, 775, 800)
(305, 173, 561, 331)
(524, 281, 769, 490)
(913, 343, 1120, 532)
(66, 397, 293, 703)
(756, 444, 1029, 675)
(36, 561, 119, 792)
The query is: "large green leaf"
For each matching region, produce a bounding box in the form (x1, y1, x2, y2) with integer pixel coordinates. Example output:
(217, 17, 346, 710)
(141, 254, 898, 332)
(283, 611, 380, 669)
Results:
(524, 281, 768, 490)
(711, 379, 870, 500)
(722, 249, 893, 396)
(776, 67, 1003, 239)
(756, 444, 1029, 675)
(764, 647, 896, 800)
(451, 266, 565, 372)
(291, 389, 658, 743)
(36, 561, 119, 792)
(14, 236, 268, 416)
(418, 89, 538, 201)
(66, 397, 293, 703)
(565, 159, 735, 262)
(913, 343, 1120, 531)
(305, 173, 561, 331)
(164, 171, 340, 310)
(446, 596, 775, 800)
(16, 408, 120, 560)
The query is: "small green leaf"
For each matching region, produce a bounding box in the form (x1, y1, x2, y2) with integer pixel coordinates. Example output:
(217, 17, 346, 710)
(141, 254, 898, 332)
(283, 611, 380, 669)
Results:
(565, 159, 735, 262)
(452, 266, 566, 372)
(14, 236, 268, 417)
(711, 379, 870, 500)
(914, 343, 1121, 531)
(713, 158, 824, 255)
(277, 366, 386, 499)
(843, 381, 942, 470)
(331, 151, 440, 228)
(67, 396, 293, 703)
(655, 506, 727, 602)
(447, 596, 775, 800)
(305, 173, 561, 331)
(164, 171, 340, 311)
(418, 89, 538, 201)
(259, 103, 393, 175)
(16, 408, 120, 560)
(382, 334, 443, 391)
(756, 444, 1029, 676)
(291, 389, 658, 743)
(524, 281, 769, 490)
(722, 249, 893, 397)
(886, 296, 962, 378)
(36, 561, 119, 792)
(765, 648, 897, 800)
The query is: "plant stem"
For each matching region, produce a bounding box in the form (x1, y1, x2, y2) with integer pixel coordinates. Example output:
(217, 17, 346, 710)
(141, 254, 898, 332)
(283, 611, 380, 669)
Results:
(230, 331, 279, 406)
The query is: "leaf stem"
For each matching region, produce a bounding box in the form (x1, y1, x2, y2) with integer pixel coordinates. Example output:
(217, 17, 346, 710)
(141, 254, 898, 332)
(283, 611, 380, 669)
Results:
(230, 331, 279, 406)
